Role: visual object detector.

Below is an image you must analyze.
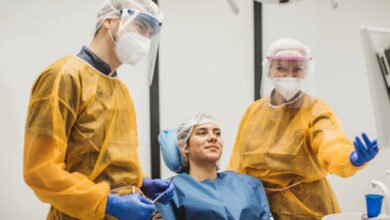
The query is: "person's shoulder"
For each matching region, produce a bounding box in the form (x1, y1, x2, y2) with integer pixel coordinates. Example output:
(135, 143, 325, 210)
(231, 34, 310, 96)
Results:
(31, 56, 82, 94)
(46, 55, 76, 70)
(249, 97, 268, 109)
(222, 171, 262, 184)
(242, 97, 268, 117)
(305, 95, 335, 116)
(171, 173, 190, 184)
(37, 55, 81, 79)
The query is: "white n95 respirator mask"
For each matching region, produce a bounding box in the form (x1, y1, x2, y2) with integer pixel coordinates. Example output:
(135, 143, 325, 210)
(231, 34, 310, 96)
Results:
(114, 32, 151, 65)
(115, 32, 151, 65)
(272, 77, 303, 101)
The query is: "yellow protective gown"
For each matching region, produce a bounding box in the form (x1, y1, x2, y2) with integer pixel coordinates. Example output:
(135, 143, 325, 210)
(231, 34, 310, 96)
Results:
(24, 56, 143, 220)
(228, 93, 364, 220)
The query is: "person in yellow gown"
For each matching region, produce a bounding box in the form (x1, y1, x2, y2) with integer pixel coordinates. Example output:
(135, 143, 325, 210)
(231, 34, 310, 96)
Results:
(228, 38, 379, 220)
(23, 1, 173, 219)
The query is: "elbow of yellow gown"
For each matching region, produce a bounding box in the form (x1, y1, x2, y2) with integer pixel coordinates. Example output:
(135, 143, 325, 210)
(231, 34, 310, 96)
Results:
(23, 133, 110, 220)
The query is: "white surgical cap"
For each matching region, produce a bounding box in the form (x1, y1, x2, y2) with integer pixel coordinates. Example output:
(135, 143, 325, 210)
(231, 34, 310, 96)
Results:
(95, 0, 163, 32)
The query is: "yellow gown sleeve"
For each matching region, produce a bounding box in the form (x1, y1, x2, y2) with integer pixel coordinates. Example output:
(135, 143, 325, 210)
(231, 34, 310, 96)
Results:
(309, 100, 365, 178)
(23, 70, 110, 219)
(227, 102, 256, 173)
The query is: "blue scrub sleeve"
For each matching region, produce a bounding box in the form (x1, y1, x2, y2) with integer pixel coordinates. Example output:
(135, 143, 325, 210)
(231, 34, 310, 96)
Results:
(255, 180, 271, 220)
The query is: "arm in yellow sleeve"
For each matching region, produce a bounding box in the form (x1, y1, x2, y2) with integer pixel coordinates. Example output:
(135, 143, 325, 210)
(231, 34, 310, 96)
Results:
(227, 102, 257, 173)
(23, 69, 110, 219)
(309, 100, 364, 178)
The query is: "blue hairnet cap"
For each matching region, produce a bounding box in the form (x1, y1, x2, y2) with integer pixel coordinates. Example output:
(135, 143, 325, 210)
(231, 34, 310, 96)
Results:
(158, 128, 183, 173)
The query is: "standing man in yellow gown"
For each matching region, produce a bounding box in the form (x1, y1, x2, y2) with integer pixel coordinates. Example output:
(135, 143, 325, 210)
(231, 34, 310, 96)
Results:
(228, 38, 379, 220)
(23, 0, 173, 219)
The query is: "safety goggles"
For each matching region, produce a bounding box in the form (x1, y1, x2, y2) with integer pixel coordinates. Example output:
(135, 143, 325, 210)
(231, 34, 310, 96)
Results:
(119, 8, 162, 37)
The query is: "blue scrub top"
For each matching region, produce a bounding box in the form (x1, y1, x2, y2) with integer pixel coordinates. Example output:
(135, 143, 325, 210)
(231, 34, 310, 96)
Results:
(156, 171, 270, 220)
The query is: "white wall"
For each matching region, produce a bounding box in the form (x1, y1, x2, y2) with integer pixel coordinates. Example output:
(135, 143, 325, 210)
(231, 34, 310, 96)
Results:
(158, 0, 254, 178)
(0, 1, 151, 219)
(262, 0, 390, 213)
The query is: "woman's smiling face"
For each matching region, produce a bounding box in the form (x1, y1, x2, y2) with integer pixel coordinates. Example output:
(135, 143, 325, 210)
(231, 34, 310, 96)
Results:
(186, 122, 223, 165)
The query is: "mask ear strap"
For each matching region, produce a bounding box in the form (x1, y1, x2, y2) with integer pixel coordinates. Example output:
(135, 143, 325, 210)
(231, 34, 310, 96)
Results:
(108, 30, 117, 45)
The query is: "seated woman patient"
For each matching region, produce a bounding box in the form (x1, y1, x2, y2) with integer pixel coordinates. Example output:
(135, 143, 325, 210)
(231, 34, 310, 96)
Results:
(156, 113, 270, 220)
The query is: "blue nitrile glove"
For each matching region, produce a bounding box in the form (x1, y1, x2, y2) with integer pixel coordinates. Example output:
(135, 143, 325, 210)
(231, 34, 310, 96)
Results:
(158, 129, 183, 172)
(141, 178, 175, 204)
(105, 193, 155, 220)
(350, 133, 379, 167)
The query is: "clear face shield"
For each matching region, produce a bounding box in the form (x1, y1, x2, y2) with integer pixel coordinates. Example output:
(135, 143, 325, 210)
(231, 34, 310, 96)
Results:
(109, 8, 162, 85)
(261, 51, 315, 107)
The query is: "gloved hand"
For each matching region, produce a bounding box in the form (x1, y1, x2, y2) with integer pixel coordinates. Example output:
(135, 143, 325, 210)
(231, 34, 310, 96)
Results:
(350, 133, 379, 167)
(105, 193, 155, 220)
(141, 178, 175, 204)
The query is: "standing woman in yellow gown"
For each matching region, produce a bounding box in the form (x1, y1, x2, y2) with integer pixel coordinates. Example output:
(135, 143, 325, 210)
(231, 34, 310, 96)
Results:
(228, 38, 379, 220)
